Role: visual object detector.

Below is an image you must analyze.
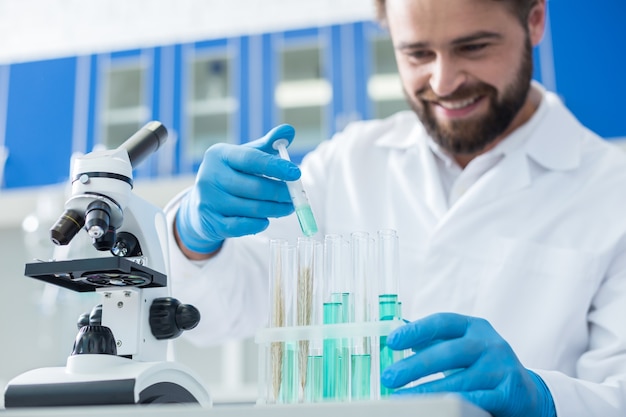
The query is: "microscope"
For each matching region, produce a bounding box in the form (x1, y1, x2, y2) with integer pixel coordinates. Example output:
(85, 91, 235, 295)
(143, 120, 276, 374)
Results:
(4, 122, 211, 408)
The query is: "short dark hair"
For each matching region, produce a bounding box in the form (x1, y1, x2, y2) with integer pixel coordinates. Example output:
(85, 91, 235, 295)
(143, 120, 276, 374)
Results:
(374, 0, 539, 27)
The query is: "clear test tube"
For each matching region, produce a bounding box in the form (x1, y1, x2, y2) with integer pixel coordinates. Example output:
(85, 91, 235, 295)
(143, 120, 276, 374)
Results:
(324, 234, 350, 303)
(322, 234, 349, 401)
(267, 239, 286, 403)
(377, 229, 400, 319)
(351, 232, 372, 323)
(368, 235, 381, 399)
(376, 229, 400, 397)
(298, 238, 324, 402)
(350, 231, 373, 400)
(267, 240, 298, 403)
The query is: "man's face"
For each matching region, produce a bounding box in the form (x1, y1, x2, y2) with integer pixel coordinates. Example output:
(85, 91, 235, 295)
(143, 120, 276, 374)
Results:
(386, 0, 540, 155)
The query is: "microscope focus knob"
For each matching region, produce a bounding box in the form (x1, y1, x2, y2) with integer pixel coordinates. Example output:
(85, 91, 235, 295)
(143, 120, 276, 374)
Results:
(149, 297, 201, 340)
(71, 325, 118, 356)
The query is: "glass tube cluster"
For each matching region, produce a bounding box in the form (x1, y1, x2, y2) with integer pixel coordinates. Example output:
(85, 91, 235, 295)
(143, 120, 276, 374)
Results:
(257, 230, 407, 404)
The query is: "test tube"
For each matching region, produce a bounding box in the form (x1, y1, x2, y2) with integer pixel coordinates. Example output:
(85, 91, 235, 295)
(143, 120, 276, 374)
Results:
(376, 229, 400, 397)
(377, 229, 400, 318)
(350, 232, 373, 400)
(351, 232, 373, 323)
(268, 240, 285, 403)
(322, 234, 350, 400)
(267, 239, 298, 403)
(298, 238, 324, 402)
(272, 139, 318, 237)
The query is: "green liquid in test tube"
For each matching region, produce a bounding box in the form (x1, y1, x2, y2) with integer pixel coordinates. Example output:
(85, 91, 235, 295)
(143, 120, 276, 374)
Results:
(351, 353, 371, 400)
(379, 294, 399, 397)
(281, 342, 298, 403)
(273, 139, 318, 237)
(305, 354, 323, 402)
(323, 301, 342, 400)
(330, 292, 351, 401)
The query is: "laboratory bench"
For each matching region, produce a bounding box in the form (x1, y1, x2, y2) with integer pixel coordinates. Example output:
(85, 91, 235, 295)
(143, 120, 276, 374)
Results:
(0, 395, 488, 417)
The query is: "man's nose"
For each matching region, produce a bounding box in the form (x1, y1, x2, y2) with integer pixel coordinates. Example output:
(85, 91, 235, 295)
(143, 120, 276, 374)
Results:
(428, 55, 466, 98)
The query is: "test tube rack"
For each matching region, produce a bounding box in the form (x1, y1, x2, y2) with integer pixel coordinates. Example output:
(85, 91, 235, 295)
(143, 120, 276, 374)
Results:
(257, 231, 405, 404)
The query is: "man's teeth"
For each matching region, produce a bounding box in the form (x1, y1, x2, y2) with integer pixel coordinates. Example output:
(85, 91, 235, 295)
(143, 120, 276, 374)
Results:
(438, 97, 479, 110)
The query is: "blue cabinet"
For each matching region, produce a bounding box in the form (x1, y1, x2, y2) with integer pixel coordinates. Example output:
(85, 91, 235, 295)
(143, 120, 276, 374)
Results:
(1, 12, 624, 190)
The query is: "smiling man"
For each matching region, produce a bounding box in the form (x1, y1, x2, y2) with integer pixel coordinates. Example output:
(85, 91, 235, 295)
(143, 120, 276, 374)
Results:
(168, 1, 626, 416)
(387, 0, 542, 166)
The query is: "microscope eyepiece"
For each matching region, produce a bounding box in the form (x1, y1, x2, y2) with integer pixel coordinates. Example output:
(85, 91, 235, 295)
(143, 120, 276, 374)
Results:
(119, 121, 168, 169)
(50, 209, 85, 246)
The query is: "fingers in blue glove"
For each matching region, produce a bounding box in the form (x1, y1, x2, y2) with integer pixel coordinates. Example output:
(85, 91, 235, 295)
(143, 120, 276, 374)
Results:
(198, 145, 297, 208)
(386, 312, 472, 350)
(217, 143, 301, 184)
(380, 313, 556, 417)
(381, 337, 482, 389)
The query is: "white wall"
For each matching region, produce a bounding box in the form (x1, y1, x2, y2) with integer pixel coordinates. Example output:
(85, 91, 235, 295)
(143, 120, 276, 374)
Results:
(0, 0, 376, 64)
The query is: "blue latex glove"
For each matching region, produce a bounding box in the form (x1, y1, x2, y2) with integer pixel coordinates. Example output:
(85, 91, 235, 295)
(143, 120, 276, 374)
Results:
(175, 124, 300, 254)
(381, 313, 556, 417)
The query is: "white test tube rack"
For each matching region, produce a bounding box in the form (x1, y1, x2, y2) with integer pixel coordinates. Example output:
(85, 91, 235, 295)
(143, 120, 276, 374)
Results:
(257, 231, 406, 405)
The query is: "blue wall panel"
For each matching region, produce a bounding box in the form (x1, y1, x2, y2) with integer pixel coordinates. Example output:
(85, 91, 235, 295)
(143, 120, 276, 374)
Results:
(4, 57, 76, 189)
(549, 0, 626, 139)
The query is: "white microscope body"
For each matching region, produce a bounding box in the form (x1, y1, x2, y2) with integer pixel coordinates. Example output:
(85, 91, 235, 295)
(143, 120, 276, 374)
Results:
(4, 122, 211, 408)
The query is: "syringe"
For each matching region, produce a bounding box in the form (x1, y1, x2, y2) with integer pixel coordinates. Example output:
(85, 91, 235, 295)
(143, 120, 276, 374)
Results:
(272, 139, 318, 237)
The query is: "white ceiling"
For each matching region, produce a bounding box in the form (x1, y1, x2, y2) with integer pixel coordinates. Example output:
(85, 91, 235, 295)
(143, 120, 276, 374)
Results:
(0, 0, 376, 64)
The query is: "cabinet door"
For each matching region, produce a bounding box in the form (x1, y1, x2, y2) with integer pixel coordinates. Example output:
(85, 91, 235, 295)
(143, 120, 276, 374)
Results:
(269, 28, 333, 162)
(3, 58, 77, 189)
(97, 50, 152, 150)
(181, 38, 242, 173)
(92, 49, 154, 180)
(93, 48, 180, 179)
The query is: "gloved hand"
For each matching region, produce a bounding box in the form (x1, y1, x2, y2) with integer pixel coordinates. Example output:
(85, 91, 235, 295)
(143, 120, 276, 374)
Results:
(381, 313, 556, 417)
(175, 124, 300, 254)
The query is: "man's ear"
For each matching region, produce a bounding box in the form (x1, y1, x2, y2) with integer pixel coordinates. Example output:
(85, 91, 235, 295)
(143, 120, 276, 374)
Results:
(528, 0, 547, 47)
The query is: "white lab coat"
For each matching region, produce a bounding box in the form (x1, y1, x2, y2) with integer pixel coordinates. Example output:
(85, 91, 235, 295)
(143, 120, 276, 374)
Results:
(166, 86, 626, 416)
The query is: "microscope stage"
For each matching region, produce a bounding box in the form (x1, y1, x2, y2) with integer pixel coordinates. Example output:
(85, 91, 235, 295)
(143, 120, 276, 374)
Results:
(25, 257, 167, 292)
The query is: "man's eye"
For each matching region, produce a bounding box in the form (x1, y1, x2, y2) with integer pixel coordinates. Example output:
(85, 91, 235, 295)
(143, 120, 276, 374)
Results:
(407, 50, 434, 61)
(459, 43, 488, 53)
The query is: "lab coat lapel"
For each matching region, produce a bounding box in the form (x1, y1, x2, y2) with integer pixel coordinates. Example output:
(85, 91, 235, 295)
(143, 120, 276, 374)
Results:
(415, 131, 449, 221)
(433, 150, 532, 233)
(452, 150, 531, 214)
(408, 125, 532, 233)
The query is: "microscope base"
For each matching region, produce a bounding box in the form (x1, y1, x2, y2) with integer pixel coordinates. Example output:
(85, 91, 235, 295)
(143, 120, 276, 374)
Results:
(4, 354, 211, 408)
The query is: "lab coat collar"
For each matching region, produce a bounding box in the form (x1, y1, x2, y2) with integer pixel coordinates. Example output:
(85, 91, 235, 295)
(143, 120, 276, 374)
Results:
(524, 87, 583, 172)
(374, 111, 423, 149)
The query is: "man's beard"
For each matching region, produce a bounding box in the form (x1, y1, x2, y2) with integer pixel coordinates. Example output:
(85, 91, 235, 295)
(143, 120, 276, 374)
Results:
(406, 39, 533, 155)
